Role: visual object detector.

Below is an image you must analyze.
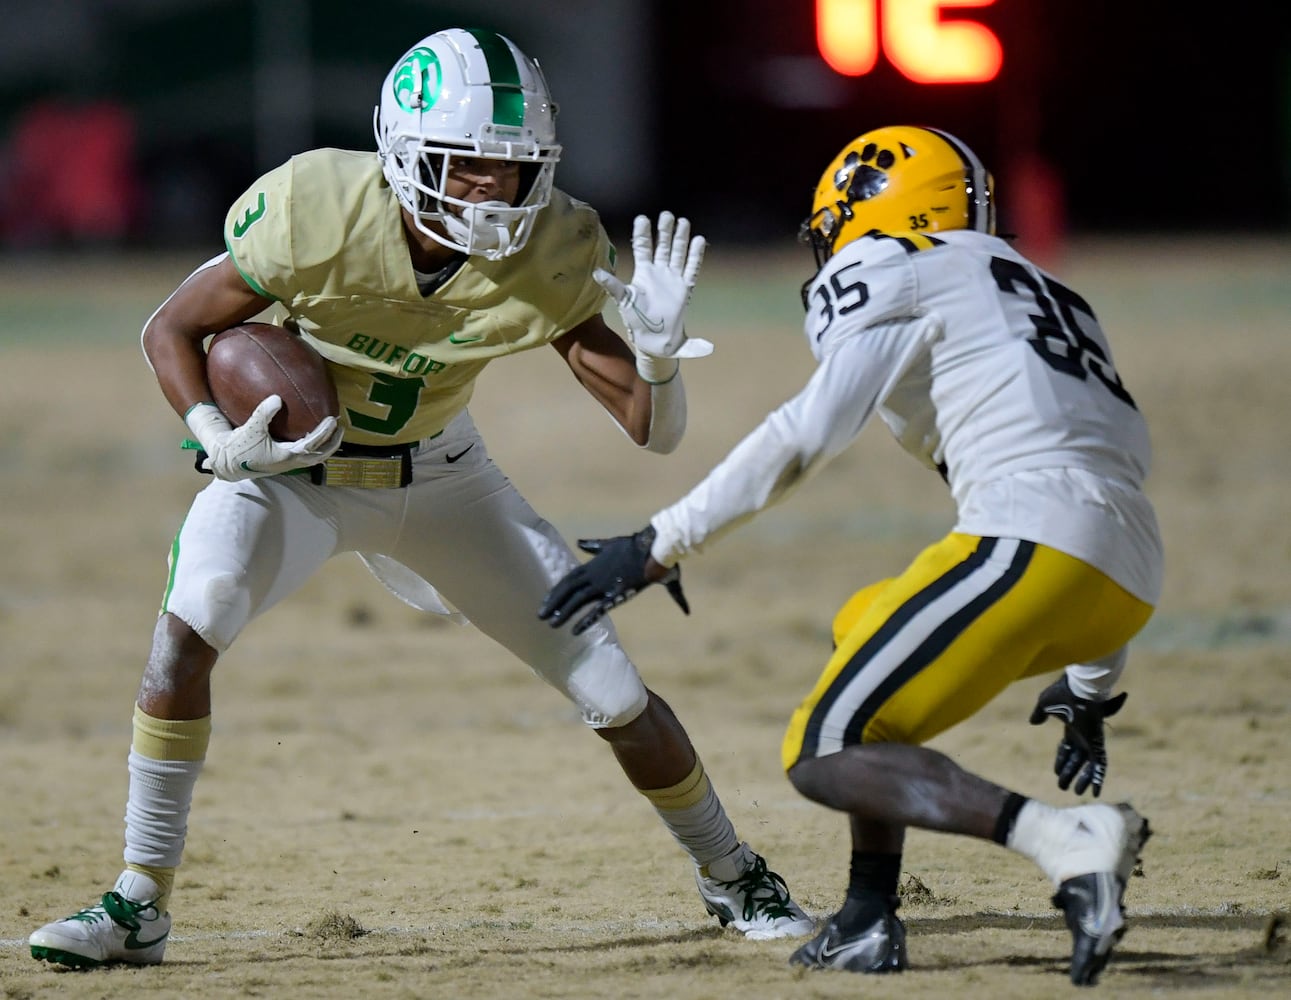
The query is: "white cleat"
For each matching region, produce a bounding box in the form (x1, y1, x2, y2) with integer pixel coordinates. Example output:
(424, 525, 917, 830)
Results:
(695, 842, 815, 940)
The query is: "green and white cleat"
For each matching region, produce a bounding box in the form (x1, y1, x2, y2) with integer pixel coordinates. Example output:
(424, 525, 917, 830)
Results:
(30, 891, 171, 968)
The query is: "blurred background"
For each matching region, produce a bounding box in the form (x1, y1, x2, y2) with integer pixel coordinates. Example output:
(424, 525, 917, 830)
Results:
(1, 0, 1288, 261)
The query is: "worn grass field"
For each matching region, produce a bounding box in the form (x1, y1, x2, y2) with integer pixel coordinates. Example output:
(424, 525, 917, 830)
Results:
(1, 237, 1288, 999)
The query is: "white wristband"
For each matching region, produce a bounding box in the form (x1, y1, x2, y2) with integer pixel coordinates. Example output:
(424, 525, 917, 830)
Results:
(635, 352, 680, 385)
(184, 401, 233, 453)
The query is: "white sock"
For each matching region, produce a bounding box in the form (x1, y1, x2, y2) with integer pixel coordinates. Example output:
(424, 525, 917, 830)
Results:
(703, 841, 755, 882)
(124, 750, 204, 869)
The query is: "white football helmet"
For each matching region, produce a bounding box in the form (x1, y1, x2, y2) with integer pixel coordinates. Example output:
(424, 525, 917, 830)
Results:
(374, 27, 561, 259)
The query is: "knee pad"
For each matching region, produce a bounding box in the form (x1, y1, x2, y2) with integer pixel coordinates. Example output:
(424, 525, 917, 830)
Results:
(564, 633, 648, 729)
(163, 571, 249, 654)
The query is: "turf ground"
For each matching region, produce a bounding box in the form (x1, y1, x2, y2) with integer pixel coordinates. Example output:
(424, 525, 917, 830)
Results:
(0, 237, 1288, 998)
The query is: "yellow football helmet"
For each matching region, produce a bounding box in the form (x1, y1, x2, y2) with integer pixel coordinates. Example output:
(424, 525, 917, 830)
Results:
(800, 125, 995, 266)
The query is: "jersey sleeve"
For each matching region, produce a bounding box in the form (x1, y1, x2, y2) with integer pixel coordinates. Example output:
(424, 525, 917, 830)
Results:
(222, 159, 297, 302)
(649, 314, 939, 565)
(550, 198, 615, 333)
(802, 235, 921, 362)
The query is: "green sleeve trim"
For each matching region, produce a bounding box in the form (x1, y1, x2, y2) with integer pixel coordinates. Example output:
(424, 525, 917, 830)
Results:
(222, 238, 279, 301)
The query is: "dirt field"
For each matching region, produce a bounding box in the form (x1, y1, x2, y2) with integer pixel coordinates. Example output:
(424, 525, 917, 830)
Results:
(0, 238, 1287, 999)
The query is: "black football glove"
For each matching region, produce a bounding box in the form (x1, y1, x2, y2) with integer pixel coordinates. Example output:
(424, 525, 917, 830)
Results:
(538, 525, 689, 636)
(1029, 674, 1128, 797)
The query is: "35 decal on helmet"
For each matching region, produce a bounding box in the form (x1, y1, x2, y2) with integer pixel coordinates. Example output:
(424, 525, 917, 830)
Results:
(799, 125, 995, 267)
(374, 27, 561, 259)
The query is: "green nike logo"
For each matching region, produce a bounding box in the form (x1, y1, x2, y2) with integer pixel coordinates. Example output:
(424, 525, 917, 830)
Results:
(124, 925, 170, 950)
(448, 332, 484, 344)
(93, 891, 170, 952)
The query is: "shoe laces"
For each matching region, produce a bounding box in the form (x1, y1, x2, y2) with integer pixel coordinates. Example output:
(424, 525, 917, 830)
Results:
(67, 892, 153, 930)
(711, 854, 798, 922)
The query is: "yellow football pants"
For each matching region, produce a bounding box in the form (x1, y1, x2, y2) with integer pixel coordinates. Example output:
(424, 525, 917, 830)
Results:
(782, 534, 1153, 770)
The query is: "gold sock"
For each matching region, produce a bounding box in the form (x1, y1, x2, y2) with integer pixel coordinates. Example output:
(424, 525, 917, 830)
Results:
(131, 704, 211, 762)
(124, 863, 176, 912)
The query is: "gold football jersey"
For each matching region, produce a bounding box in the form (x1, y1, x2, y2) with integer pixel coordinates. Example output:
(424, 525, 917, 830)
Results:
(223, 148, 613, 445)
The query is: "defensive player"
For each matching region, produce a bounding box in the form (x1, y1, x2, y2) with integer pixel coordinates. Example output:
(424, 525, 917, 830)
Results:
(541, 125, 1163, 986)
(27, 27, 812, 968)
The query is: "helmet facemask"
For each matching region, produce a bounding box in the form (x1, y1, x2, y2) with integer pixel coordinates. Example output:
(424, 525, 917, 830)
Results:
(374, 29, 562, 260)
(377, 126, 558, 257)
(798, 159, 890, 268)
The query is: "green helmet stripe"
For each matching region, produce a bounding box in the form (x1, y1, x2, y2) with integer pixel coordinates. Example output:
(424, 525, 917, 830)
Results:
(464, 27, 525, 128)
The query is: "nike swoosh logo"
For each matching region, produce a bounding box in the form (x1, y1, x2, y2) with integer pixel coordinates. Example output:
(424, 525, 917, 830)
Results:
(124, 927, 169, 950)
(448, 332, 484, 344)
(446, 444, 475, 463)
(1077, 873, 1121, 938)
(818, 932, 881, 962)
(629, 303, 665, 334)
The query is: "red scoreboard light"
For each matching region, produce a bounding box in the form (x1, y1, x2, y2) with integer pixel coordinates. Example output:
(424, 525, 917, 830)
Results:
(817, 0, 1002, 83)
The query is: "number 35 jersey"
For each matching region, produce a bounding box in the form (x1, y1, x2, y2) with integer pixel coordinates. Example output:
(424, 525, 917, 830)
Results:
(222, 148, 613, 446)
(651, 230, 1162, 604)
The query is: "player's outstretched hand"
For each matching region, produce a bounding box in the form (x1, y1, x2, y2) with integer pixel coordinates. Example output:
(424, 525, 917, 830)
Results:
(539, 525, 689, 636)
(593, 211, 713, 360)
(1029, 674, 1128, 797)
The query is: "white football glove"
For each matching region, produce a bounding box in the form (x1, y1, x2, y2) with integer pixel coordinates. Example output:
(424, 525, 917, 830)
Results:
(594, 211, 713, 362)
(185, 398, 344, 482)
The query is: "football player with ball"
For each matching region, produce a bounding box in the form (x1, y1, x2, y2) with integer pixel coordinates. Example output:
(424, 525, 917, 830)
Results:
(28, 27, 812, 969)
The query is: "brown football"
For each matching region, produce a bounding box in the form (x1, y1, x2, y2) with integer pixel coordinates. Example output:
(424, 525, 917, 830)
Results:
(206, 323, 339, 441)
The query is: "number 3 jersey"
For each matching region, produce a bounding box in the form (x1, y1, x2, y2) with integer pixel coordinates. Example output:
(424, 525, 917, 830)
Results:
(650, 230, 1163, 605)
(222, 148, 613, 446)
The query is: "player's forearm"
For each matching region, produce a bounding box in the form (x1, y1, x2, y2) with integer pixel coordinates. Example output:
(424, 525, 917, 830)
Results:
(648, 333, 900, 565)
(143, 323, 221, 420)
(641, 369, 686, 453)
(650, 407, 812, 565)
(141, 252, 271, 420)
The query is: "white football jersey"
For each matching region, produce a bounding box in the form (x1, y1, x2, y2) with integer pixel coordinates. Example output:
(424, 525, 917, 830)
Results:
(651, 230, 1162, 604)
